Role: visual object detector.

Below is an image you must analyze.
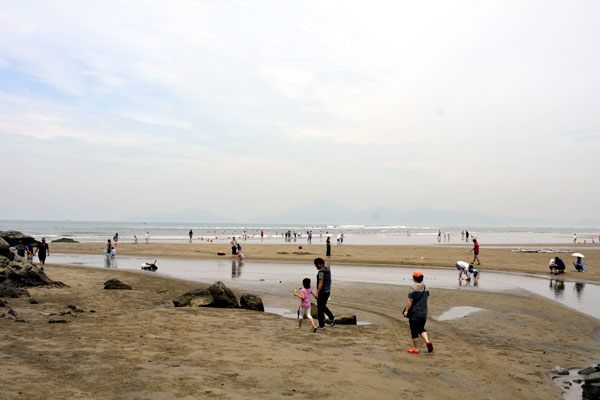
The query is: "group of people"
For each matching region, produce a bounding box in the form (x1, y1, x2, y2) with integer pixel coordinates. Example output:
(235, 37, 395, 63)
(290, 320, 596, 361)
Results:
(455, 261, 480, 283)
(293, 258, 433, 354)
(230, 237, 244, 259)
(14, 238, 50, 267)
(549, 256, 586, 274)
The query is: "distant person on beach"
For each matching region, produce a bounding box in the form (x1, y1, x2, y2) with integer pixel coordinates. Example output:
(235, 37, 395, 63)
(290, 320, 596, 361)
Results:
(111, 247, 116, 259)
(551, 256, 566, 274)
(231, 237, 237, 256)
(465, 231, 470, 242)
(113, 233, 119, 247)
(15, 241, 27, 257)
(189, 229, 193, 243)
(26, 242, 34, 262)
(403, 270, 433, 354)
(293, 278, 318, 332)
(573, 257, 586, 272)
(134, 235, 138, 244)
(461, 231, 464, 240)
(35, 237, 49, 267)
(455, 261, 471, 280)
(261, 230, 264, 241)
(314, 257, 335, 330)
(468, 265, 480, 283)
(106, 239, 112, 255)
(437, 230, 441, 243)
(573, 233, 577, 243)
(145, 232, 150, 244)
(471, 239, 481, 265)
(326, 237, 331, 258)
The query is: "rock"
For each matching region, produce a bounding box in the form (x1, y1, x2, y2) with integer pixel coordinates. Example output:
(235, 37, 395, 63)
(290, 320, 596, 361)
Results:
(59, 311, 77, 317)
(551, 366, 569, 376)
(585, 372, 600, 384)
(580, 367, 597, 376)
(0, 282, 30, 298)
(0, 231, 40, 247)
(0, 299, 7, 307)
(328, 314, 357, 325)
(67, 305, 84, 313)
(172, 288, 214, 307)
(51, 237, 79, 243)
(103, 279, 132, 290)
(0, 238, 67, 289)
(574, 379, 583, 384)
(208, 281, 239, 308)
(240, 294, 264, 312)
(583, 382, 600, 399)
(89, 309, 96, 313)
(29, 298, 38, 304)
(8, 309, 20, 319)
(48, 319, 69, 324)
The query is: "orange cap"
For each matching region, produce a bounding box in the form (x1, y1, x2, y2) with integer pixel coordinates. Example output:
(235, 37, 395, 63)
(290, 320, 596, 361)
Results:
(412, 270, 423, 278)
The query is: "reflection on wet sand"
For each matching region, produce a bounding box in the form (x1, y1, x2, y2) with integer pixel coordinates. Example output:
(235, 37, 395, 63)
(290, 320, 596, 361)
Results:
(231, 260, 243, 278)
(549, 279, 565, 297)
(574, 282, 585, 298)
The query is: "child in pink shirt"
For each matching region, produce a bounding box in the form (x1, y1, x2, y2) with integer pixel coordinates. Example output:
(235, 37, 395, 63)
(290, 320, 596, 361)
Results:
(293, 278, 318, 332)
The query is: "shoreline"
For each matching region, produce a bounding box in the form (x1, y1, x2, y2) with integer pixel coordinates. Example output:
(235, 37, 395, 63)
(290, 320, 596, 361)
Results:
(1, 263, 598, 399)
(51, 242, 600, 282)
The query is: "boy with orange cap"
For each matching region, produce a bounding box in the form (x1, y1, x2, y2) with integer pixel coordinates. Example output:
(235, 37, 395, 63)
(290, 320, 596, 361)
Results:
(403, 270, 433, 354)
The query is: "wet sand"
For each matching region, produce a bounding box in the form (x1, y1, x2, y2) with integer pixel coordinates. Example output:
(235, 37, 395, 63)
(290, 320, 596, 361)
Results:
(0, 264, 599, 399)
(51, 242, 600, 282)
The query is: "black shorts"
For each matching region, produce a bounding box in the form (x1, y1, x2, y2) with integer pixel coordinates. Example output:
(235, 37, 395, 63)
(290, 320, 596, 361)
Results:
(474, 251, 479, 256)
(409, 317, 427, 339)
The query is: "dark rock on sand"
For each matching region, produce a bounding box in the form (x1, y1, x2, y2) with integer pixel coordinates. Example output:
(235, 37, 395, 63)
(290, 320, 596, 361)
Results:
(29, 298, 38, 304)
(67, 305, 84, 313)
(103, 279, 132, 290)
(51, 237, 79, 243)
(0, 299, 6, 307)
(240, 294, 264, 312)
(329, 314, 357, 325)
(585, 372, 600, 384)
(0, 231, 40, 247)
(208, 281, 239, 308)
(8, 309, 20, 319)
(583, 381, 600, 399)
(0, 282, 30, 298)
(172, 288, 214, 307)
(580, 367, 598, 376)
(48, 319, 69, 324)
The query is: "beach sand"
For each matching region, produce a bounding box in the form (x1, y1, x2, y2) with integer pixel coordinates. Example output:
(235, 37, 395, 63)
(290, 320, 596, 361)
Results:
(51, 241, 600, 282)
(1, 263, 599, 399)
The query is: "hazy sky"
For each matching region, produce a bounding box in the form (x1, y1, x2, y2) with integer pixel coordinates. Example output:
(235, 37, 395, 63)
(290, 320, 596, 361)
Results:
(1, 1, 599, 222)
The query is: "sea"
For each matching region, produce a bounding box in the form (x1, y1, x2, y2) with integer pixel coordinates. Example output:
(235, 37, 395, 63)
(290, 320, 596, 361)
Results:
(1, 220, 599, 246)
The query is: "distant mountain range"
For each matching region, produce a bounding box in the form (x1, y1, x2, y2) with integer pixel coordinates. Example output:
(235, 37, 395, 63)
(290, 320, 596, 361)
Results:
(131, 201, 599, 227)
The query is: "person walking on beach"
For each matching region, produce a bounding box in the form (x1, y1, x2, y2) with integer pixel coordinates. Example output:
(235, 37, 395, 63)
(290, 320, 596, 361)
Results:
(113, 233, 119, 247)
(573, 233, 577, 243)
(261, 230, 264, 241)
(326, 236, 331, 258)
(471, 239, 481, 265)
(293, 278, 318, 332)
(403, 270, 433, 354)
(105, 239, 112, 256)
(465, 230, 470, 242)
(314, 257, 335, 330)
(231, 237, 238, 256)
(145, 232, 150, 244)
(35, 237, 49, 267)
(189, 229, 193, 243)
(437, 230, 441, 243)
(134, 235, 138, 244)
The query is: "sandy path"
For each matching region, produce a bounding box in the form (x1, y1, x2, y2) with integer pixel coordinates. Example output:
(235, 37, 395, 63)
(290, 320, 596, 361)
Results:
(0, 264, 598, 399)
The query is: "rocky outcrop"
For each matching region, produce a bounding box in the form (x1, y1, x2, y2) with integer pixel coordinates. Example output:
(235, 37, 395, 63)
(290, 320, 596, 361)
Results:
(0, 238, 66, 291)
(103, 279, 132, 290)
(331, 314, 357, 325)
(208, 281, 239, 308)
(0, 283, 30, 298)
(240, 294, 264, 312)
(51, 237, 79, 243)
(0, 231, 40, 247)
(173, 288, 214, 307)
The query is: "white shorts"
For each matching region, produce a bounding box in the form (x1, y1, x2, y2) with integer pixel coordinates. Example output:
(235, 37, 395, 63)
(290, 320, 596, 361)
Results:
(298, 306, 312, 319)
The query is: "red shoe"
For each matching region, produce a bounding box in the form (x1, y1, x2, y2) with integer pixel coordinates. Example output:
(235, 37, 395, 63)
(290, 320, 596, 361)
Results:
(407, 348, 419, 354)
(427, 342, 434, 353)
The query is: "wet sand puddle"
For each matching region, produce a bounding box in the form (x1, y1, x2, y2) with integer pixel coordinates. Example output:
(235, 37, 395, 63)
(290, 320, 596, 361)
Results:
(434, 306, 484, 321)
(50, 254, 600, 320)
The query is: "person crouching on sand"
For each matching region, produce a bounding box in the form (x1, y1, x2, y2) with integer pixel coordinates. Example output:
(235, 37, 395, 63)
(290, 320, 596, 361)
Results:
(455, 261, 471, 281)
(294, 278, 318, 332)
(403, 270, 433, 354)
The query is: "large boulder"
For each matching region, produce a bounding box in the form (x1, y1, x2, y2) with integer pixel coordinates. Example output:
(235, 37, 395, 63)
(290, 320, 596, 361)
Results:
(208, 281, 239, 308)
(240, 294, 264, 312)
(583, 382, 600, 399)
(0, 239, 66, 289)
(173, 288, 214, 307)
(0, 231, 40, 247)
(0, 238, 14, 261)
(103, 279, 132, 290)
(331, 314, 357, 325)
(0, 282, 30, 298)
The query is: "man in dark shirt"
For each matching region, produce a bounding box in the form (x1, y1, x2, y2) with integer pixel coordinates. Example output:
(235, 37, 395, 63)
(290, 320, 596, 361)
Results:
(551, 256, 566, 274)
(314, 257, 335, 329)
(36, 237, 50, 267)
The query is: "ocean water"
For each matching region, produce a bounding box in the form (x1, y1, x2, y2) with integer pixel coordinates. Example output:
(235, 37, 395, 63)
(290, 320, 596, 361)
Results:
(1, 220, 599, 245)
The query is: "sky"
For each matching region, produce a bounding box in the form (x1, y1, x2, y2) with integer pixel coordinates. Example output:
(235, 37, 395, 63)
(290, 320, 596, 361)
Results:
(0, 1, 599, 222)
